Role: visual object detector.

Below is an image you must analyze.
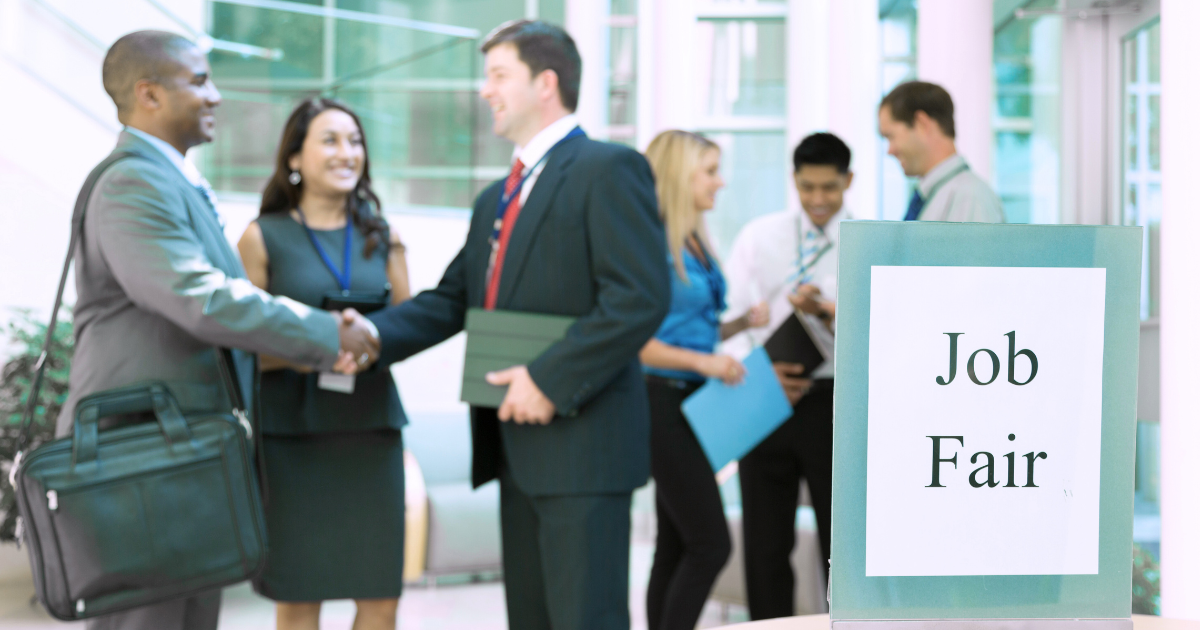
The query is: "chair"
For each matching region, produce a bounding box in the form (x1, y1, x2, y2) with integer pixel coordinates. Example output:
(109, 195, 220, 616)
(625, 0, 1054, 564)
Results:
(402, 411, 503, 583)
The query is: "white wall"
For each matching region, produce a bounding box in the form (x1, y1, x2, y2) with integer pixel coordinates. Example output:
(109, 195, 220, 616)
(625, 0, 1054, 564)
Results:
(1158, 0, 1200, 618)
(0, 0, 203, 328)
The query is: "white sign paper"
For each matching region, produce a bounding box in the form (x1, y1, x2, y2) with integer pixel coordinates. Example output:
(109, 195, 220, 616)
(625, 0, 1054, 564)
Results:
(865, 266, 1106, 576)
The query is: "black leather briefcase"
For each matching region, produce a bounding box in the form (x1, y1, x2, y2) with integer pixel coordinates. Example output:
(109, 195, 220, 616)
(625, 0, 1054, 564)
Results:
(13, 382, 266, 620)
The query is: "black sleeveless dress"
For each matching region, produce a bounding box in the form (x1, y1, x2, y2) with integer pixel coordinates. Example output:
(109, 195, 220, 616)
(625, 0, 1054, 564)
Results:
(252, 212, 407, 602)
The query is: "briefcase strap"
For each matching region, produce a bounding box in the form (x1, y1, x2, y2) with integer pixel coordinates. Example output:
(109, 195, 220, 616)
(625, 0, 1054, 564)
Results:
(14, 152, 247, 454)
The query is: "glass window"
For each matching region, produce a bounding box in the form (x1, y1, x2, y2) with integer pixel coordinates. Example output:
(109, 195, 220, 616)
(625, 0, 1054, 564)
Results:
(702, 132, 787, 258)
(200, 0, 559, 213)
(609, 1, 637, 145)
(692, 8, 786, 260)
(696, 19, 786, 119)
(992, 0, 1061, 225)
(878, 0, 917, 220)
(1122, 19, 1162, 321)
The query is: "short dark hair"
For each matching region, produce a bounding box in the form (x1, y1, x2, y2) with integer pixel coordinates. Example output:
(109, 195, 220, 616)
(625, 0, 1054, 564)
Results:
(102, 30, 196, 117)
(792, 132, 852, 174)
(481, 20, 582, 112)
(880, 81, 956, 138)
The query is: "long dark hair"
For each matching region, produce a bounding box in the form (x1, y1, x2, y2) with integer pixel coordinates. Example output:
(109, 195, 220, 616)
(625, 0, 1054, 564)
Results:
(260, 98, 389, 258)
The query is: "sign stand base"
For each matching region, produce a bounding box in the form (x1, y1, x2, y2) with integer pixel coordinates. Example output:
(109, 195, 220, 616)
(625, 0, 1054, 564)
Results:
(832, 619, 1132, 630)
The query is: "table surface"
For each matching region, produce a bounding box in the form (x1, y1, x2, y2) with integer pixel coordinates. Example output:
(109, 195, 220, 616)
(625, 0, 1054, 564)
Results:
(719, 615, 1199, 630)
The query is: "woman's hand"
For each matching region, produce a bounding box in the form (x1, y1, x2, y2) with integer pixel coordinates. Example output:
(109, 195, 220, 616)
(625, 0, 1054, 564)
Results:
(697, 354, 746, 385)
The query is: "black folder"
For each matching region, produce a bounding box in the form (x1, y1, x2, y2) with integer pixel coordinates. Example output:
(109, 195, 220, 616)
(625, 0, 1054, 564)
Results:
(762, 314, 825, 378)
(321, 290, 390, 314)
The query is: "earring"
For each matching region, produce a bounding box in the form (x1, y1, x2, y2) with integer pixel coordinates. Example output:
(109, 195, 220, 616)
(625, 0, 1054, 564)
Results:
(288, 171, 302, 185)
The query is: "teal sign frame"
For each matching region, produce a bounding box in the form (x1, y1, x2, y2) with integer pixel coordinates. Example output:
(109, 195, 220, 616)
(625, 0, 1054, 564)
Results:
(830, 222, 1141, 623)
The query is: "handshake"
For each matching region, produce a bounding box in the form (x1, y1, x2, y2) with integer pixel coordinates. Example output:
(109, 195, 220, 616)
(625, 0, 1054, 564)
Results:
(331, 308, 381, 375)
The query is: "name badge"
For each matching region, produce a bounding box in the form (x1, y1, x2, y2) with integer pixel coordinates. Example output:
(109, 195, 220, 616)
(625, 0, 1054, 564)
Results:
(317, 372, 355, 394)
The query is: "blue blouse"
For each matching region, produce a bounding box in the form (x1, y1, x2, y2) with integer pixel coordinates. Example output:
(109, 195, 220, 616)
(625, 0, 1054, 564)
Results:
(644, 246, 727, 382)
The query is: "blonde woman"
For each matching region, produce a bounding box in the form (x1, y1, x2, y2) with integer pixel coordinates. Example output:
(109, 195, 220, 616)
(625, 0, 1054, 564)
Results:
(640, 130, 768, 630)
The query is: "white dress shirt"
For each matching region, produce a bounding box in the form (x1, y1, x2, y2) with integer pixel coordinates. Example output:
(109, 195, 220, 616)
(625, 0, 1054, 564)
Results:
(720, 207, 848, 379)
(511, 113, 580, 205)
(917, 154, 1004, 223)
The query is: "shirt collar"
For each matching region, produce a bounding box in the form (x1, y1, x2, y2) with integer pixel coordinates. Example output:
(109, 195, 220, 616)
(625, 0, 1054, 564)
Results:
(918, 153, 967, 197)
(513, 113, 580, 170)
(124, 126, 204, 187)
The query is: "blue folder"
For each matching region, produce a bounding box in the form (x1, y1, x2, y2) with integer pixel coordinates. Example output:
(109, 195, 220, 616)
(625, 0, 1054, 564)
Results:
(681, 346, 794, 472)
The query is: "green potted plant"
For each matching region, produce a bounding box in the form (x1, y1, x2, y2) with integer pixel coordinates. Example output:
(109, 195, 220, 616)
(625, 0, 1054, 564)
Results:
(0, 309, 72, 543)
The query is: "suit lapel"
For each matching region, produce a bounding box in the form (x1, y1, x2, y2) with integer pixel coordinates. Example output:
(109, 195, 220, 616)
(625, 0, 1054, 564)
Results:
(495, 137, 583, 307)
(117, 132, 244, 278)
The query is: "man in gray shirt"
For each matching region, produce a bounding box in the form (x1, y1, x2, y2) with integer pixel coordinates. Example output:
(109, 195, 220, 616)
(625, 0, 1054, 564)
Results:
(878, 81, 1004, 223)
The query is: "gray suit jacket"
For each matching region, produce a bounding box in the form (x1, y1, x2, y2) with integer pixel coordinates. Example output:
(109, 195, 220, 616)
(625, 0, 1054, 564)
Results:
(58, 131, 341, 436)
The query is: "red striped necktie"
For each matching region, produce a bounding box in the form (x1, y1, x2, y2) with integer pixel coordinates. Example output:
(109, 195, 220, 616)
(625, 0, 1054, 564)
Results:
(484, 158, 526, 309)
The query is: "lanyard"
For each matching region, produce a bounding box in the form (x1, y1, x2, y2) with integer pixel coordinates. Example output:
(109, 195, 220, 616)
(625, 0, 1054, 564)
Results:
(787, 217, 833, 286)
(297, 208, 353, 293)
(920, 162, 970, 211)
(492, 126, 586, 243)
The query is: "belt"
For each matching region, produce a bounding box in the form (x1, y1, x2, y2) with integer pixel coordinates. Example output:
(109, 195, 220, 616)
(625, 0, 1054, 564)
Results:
(644, 374, 704, 391)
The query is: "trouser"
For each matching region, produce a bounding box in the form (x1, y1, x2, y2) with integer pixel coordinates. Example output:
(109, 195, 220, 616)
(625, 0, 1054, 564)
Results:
(644, 378, 731, 630)
(499, 466, 633, 630)
(738, 381, 834, 621)
(84, 590, 221, 630)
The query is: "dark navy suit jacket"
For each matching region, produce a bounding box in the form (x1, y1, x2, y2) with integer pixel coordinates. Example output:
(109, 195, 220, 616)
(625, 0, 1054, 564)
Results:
(369, 134, 670, 496)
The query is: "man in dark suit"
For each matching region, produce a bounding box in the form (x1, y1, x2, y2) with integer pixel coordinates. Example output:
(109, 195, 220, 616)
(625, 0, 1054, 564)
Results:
(62, 31, 378, 630)
(368, 20, 669, 630)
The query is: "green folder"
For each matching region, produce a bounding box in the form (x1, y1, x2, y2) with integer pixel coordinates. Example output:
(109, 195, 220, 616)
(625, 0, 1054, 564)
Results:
(461, 308, 577, 408)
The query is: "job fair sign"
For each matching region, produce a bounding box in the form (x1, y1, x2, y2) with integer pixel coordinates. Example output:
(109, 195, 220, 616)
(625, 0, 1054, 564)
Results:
(830, 222, 1141, 629)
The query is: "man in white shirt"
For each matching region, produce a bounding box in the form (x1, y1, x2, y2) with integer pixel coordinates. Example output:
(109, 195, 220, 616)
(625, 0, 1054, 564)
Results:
(722, 132, 849, 620)
(879, 81, 1004, 223)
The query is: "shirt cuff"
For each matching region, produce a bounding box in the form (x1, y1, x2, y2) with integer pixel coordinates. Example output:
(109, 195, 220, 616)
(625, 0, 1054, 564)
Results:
(362, 317, 379, 341)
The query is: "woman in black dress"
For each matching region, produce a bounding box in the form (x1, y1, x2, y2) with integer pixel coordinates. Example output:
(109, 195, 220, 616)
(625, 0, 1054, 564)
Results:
(237, 98, 411, 630)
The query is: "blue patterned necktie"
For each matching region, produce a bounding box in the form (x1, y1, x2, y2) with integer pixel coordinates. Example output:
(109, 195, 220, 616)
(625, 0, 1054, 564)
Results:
(194, 180, 224, 227)
(903, 188, 924, 221)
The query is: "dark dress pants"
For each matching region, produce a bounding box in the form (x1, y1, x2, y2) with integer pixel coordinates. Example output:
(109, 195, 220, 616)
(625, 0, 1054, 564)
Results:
(499, 465, 633, 630)
(645, 378, 731, 630)
(738, 381, 833, 621)
(85, 590, 221, 630)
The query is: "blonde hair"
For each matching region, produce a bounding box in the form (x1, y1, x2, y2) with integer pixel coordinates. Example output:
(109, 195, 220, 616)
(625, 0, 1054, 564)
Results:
(644, 130, 721, 282)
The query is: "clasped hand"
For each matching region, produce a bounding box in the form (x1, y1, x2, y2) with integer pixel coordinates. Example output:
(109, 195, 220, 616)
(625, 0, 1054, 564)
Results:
(486, 366, 556, 424)
(331, 308, 380, 374)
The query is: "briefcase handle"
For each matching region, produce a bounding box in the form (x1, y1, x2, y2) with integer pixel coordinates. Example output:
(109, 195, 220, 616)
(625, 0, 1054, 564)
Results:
(71, 383, 191, 464)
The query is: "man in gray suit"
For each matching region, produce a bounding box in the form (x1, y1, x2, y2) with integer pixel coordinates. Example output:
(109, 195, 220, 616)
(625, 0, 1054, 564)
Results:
(60, 31, 379, 629)
(879, 81, 1005, 223)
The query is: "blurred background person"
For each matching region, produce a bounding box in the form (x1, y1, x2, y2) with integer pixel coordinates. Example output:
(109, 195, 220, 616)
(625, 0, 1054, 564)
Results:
(722, 132, 853, 620)
(879, 81, 1004, 223)
(236, 97, 411, 630)
(639, 130, 769, 630)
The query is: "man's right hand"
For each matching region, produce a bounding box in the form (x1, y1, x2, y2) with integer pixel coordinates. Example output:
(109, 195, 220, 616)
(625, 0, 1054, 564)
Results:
(333, 308, 380, 374)
(773, 361, 811, 405)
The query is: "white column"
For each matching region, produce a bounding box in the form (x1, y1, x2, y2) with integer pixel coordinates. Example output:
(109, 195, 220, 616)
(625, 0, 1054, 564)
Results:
(634, 0, 656, 150)
(786, 0, 878, 218)
(644, 0, 696, 143)
(565, 0, 610, 139)
(917, 0, 993, 181)
(827, 0, 879, 221)
(1159, 0, 1200, 619)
